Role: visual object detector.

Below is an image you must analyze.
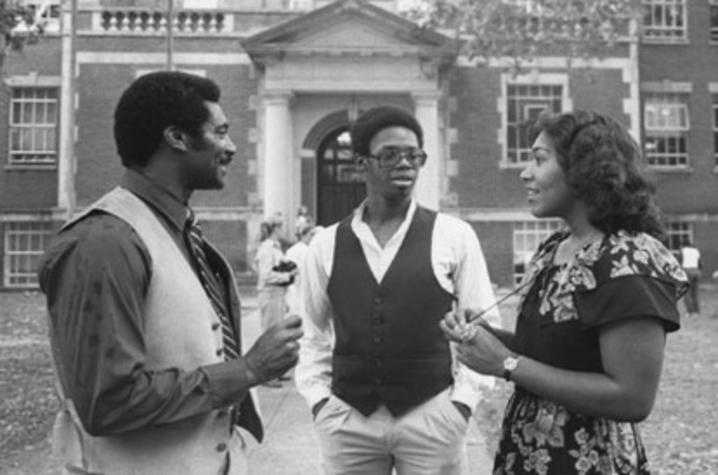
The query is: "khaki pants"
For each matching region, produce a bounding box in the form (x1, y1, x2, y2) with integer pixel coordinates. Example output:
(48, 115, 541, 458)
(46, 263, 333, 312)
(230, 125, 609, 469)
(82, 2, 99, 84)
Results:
(314, 388, 470, 475)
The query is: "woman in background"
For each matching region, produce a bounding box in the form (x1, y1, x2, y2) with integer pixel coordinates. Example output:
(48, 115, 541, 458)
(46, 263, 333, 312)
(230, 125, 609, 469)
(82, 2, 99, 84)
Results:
(442, 110, 688, 474)
(255, 219, 297, 387)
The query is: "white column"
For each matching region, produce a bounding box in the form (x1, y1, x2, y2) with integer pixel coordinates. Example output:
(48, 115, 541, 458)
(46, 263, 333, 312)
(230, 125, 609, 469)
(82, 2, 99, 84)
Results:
(262, 90, 293, 226)
(412, 92, 441, 210)
(58, 0, 77, 214)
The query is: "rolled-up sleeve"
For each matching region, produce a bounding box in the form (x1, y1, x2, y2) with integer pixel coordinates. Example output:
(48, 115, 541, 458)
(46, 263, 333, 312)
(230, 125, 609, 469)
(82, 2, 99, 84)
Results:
(447, 219, 501, 410)
(294, 227, 335, 409)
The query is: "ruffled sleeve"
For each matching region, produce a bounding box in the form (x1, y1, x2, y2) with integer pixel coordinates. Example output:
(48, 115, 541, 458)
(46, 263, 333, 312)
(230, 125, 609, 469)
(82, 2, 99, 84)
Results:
(571, 231, 689, 332)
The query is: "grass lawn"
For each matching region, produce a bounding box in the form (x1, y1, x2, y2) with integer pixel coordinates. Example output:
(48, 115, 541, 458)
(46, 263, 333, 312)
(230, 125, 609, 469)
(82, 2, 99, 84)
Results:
(1, 283, 717, 474)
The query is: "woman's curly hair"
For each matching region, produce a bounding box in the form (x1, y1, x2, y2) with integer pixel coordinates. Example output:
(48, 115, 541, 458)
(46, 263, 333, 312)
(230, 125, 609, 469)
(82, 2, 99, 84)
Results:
(530, 110, 666, 241)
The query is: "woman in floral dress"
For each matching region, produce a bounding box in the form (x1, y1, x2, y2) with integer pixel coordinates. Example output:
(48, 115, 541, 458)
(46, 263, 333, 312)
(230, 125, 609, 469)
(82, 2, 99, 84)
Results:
(441, 110, 688, 474)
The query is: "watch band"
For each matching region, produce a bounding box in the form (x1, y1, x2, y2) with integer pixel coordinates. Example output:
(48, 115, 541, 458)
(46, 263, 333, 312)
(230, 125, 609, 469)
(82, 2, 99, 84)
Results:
(502, 354, 519, 381)
(502, 367, 513, 381)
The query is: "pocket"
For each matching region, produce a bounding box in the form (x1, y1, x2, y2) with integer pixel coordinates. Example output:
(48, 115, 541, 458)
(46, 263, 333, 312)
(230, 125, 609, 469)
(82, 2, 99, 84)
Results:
(314, 395, 351, 434)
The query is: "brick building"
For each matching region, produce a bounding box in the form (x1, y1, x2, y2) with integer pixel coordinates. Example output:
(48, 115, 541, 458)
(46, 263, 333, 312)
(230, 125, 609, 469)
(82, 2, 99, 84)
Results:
(0, 0, 716, 289)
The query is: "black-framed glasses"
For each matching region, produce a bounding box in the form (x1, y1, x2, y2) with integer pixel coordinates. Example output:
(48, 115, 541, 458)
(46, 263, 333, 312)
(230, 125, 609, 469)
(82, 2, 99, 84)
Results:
(364, 147, 428, 169)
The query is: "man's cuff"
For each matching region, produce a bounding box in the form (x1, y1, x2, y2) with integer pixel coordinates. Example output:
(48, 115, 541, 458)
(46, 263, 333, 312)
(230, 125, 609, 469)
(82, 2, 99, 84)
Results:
(303, 386, 333, 411)
(449, 384, 482, 413)
(200, 359, 254, 409)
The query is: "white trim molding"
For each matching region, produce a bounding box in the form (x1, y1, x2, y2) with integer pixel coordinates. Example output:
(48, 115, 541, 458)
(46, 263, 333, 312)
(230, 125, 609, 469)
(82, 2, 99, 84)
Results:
(4, 73, 62, 87)
(76, 52, 251, 65)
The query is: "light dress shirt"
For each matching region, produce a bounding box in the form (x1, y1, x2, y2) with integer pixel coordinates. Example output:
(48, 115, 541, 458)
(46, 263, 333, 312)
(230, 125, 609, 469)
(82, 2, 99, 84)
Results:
(295, 199, 501, 412)
(285, 240, 309, 316)
(680, 246, 700, 269)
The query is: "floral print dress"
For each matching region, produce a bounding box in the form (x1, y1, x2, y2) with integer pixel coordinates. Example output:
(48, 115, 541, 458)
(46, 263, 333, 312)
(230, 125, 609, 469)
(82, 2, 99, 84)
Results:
(493, 230, 688, 475)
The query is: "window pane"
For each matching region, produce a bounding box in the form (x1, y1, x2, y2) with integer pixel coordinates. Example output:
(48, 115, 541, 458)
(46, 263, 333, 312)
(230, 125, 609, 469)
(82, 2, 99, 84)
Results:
(505, 83, 562, 165)
(8, 87, 59, 165)
(4, 222, 54, 288)
(512, 220, 562, 285)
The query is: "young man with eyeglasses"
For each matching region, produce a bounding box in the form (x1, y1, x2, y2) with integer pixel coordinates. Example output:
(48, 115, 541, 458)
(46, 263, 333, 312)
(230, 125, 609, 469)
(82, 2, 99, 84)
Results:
(295, 106, 500, 474)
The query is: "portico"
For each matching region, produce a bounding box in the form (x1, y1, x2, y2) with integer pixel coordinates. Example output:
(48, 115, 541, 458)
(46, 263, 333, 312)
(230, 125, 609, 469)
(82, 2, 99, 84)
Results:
(242, 0, 455, 229)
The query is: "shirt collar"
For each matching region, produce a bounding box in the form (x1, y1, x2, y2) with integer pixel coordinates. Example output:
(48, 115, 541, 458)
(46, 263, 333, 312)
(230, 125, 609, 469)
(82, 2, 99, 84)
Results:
(351, 199, 417, 248)
(121, 169, 189, 232)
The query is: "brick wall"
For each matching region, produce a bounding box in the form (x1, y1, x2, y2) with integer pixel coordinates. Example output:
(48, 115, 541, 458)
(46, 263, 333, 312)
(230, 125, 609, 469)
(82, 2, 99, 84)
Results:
(0, 39, 62, 211)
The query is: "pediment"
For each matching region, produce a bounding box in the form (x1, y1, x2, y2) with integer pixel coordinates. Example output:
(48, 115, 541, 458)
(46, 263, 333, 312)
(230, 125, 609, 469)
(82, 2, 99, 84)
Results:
(242, 0, 454, 61)
(296, 18, 413, 50)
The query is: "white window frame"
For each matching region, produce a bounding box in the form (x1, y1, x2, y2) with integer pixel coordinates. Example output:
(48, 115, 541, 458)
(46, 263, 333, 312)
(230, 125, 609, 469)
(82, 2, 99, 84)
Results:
(8, 86, 59, 166)
(664, 221, 692, 253)
(3, 221, 53, 288)
(512, 220, 562, 286)
(499, 72, 571, 169)
(643, 91, 690, 168)
(642, 0, 687, 42)
(713, 92, 718, 170)
(710, 0, 718, 44)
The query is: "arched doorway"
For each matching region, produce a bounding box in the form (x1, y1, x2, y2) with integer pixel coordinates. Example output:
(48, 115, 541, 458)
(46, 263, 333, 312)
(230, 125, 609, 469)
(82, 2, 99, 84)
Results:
(316, 128, 366, 226)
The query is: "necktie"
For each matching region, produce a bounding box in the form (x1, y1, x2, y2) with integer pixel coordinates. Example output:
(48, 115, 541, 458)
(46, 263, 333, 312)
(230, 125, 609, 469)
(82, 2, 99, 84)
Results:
(185, 212, 240, 360)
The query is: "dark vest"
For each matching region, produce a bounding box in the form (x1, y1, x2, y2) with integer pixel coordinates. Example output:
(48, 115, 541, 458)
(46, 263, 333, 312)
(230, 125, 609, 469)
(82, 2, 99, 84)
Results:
(327, 206, 455, 416)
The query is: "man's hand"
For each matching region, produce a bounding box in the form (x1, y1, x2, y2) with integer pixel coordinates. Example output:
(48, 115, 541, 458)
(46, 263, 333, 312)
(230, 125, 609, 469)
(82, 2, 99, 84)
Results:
(244, 315, 303, 386)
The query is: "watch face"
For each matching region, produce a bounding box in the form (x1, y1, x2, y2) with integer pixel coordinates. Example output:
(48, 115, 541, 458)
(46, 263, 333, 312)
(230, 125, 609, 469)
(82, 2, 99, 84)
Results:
(504, 357, 518, 371)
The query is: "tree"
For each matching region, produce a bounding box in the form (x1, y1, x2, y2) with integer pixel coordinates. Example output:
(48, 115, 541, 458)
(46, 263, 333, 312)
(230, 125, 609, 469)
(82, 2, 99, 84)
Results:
(0, 1, 44, 71)
(407, 0, 642, 72)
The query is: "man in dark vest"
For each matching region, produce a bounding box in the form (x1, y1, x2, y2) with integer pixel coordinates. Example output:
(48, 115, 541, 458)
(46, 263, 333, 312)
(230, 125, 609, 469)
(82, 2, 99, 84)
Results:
(295, 106, 501, 474)
(39, 71, 303, 474)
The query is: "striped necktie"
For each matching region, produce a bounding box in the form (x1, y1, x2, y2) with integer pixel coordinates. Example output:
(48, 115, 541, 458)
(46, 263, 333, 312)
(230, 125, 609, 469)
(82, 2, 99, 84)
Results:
(185, 212, 240, 360)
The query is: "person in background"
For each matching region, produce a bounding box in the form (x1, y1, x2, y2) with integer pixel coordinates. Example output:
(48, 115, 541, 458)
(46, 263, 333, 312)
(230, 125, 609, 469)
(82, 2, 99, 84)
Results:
(285, 224, 323, 317)
(38, 71, 303, 474)
(679, 237, 702, 317)
(442, 110, 688, 474)
(295, 204, 312, 240)
(296, 105, 500, 474)
(255, 219, 298, 387)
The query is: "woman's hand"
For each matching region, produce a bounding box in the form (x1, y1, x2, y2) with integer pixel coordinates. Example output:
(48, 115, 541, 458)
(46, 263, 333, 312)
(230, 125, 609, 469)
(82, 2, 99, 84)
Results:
(455, 326, 513, 378)
(440, 308, 512, 377)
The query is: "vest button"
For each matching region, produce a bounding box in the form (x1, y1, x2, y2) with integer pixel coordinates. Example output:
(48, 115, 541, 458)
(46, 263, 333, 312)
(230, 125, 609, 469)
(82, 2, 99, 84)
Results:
(375, 379, 382, 386)
(216, 442, 227, 452)
(373, 317, 383, 325)
(373, 336, 382, 344)
(211, 322, 220, 331)
(373, 297, 382, 304)
(375, 358, 383, 367)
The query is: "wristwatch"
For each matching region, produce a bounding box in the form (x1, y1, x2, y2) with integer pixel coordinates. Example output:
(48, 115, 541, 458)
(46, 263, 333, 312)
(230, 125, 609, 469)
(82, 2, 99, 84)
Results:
(502, 354, 519, 381)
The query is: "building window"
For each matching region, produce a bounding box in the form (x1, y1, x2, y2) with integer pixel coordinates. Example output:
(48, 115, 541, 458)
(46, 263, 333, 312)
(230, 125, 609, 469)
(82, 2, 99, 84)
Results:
(643, 92, 689, 168)
(642, 0, 687, 41)
(9, 87, 59, 166)
(506, 84, 563, 165)
(713, 94, 718, 168)
(513, 220, 562, 286)
(3, 221, 53, 288)
(710, 0, 718, 43)
(665, 221, 692, 253)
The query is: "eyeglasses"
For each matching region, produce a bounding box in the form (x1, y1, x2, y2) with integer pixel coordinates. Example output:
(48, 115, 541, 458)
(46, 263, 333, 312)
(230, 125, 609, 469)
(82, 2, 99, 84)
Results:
(364, 147, 428, 169)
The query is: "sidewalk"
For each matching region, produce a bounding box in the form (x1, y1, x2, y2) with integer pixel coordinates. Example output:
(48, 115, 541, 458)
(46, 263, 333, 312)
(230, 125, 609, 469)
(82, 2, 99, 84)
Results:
(240, 287, 494, 475)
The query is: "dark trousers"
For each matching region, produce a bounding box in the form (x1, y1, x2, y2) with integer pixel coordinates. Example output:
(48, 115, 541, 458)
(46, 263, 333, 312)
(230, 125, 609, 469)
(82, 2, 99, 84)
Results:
(683, 268, 701, 314)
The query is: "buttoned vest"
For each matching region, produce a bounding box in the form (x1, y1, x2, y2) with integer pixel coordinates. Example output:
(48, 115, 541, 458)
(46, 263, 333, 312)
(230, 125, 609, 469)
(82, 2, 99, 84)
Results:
(50, 186, 261, 475)
(327, 206, 455, 416)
